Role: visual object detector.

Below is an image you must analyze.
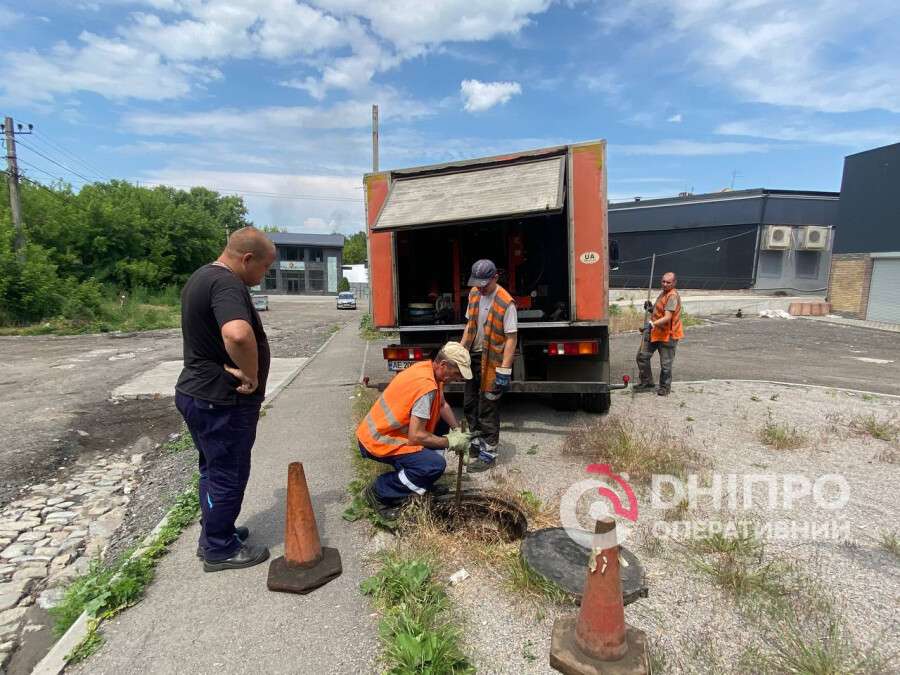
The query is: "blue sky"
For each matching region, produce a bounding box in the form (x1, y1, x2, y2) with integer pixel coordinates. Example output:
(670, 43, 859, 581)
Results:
(2, 0, 898, 233)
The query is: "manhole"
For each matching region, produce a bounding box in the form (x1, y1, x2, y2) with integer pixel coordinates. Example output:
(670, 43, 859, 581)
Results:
(428, 490, 528, 541)
(521, 527, 648, 605)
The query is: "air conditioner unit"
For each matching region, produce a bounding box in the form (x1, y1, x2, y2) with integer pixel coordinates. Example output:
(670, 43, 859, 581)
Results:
(761, 225, 792, 250)
(797, 225, 829, 250)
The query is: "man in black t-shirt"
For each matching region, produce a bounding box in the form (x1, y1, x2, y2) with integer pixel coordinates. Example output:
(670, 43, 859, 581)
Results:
(175, 226, 276, 572)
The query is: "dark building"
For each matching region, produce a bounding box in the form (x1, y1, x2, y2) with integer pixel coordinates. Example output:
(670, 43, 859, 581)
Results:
(836, 142, 900, 254)
(263, 232, 345, 295)
(609, 189, 839, 292)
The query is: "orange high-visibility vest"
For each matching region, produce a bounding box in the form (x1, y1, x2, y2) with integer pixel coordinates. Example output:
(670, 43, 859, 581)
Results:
(650, 288, 684, 343)
(462, 285, 514, 392)
(356, 360, 442, 457)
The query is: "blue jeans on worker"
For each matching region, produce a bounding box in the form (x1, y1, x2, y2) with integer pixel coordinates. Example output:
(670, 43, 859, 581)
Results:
(175, 392, 261, 560)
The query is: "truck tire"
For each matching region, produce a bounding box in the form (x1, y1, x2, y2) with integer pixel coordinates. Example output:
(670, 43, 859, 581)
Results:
(582, 393, 611, 414)
(551, 394, 581, 411)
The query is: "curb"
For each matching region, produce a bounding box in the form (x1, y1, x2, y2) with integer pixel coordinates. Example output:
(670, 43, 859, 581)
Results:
(30, 325, 346, 674)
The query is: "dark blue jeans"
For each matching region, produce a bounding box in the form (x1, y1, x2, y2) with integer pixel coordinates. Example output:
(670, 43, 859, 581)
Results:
(358, 419, 449, 504)
(176, 392, 261, 560)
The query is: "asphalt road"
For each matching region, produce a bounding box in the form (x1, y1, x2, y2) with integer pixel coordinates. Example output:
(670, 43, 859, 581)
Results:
(609, 316, 900, 396)
(0, 297, 362, 507)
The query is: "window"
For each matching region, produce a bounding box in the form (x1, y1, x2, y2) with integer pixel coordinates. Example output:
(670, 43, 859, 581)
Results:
(308, 269, 325, 291)
(264, 268, 277, 290)
(309, 247, 324, 262)
(795, 251, 820, 278)
(282, 246, 301, 261)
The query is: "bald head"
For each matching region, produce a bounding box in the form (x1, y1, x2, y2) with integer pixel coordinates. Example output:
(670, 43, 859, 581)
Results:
(219, 226, 276, 286)
(661, 272, 676, 290)
(225, 226, 275, 259)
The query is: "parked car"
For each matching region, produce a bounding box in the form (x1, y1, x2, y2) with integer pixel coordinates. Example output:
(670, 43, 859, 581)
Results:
(336, 292, 357, 310)
(252, 294, 269, 311)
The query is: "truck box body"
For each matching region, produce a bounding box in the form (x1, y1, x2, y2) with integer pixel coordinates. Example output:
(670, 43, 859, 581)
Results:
(364, 141, 620, 411)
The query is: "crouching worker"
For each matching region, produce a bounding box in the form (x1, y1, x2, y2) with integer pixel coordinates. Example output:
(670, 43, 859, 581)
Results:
(357, 342, 475, 519)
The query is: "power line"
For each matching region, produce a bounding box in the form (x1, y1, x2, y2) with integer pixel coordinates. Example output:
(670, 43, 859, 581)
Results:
(614, 228, 758, 266)
(17, 157, 88, 185)
(139, 180, 363, 202)
(31, 129, 109, 182)
(15, 138, 96, 184)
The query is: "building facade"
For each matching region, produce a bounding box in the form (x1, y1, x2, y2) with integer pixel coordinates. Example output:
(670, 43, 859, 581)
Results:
(263, 232, 345, 295)
(609, 189, 839, 292)
(836, 142, 900, 254)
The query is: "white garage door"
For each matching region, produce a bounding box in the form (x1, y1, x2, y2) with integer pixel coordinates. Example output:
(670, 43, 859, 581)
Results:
(866, 257, 900, 323)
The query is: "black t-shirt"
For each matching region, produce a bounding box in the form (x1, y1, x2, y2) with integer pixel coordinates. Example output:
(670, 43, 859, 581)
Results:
(175, 264, 270, 405)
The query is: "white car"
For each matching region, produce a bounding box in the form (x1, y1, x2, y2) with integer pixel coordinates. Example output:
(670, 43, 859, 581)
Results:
(252, 294, 269, 311)
(336, 292, 357, 310)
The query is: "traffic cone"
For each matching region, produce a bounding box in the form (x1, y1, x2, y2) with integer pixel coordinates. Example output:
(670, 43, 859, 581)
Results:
(549, 518, 650, 674)
(267, 462, 342, 594)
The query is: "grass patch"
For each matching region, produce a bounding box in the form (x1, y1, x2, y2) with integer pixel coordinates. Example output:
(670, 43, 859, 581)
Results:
(342, 386, 392, 527)
(361, 549, 474, 674)
(504, 551, 571, 604)
(564, 414, 703, 482)
(609, 306, 646, 334)
(50, 473, 200, 663)
(759, 414, 807, 450)
(359, 312, 398, 341)
(849, 414, 898, 442)
(681, 310, 704, 327)
(879, 531, 900, 559)
(0, 285, 181, 336)
(162, 427, 193, 454)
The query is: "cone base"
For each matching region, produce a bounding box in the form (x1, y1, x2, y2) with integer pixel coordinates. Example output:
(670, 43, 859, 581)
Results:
(550, 615, 649, 675)
(266, 547, 342, 594)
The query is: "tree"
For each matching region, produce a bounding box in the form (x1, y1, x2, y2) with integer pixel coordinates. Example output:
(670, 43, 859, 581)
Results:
(343, 231, 367, 265)
(261, 225, 287, 233)
(338, 276, 350, 292)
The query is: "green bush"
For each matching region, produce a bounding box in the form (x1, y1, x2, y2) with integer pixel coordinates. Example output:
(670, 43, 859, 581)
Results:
(338, 276, 351, 292)
(61, 278, 105, 321)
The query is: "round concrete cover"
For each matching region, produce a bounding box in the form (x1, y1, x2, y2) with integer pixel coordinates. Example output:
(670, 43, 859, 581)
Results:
(521, 527, 647, 605)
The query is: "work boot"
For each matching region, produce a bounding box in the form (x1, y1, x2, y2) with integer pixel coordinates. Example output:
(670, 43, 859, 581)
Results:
(203, 544, 270, 572)
(197, 526, 249, 558)
(467, 443, 498, 473)
(363, 482, 403, 521)
(632, 382, 656, 393)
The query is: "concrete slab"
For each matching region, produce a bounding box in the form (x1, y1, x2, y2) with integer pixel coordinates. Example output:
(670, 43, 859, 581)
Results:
(610, 294, 826, 317)
(111, 358, 308, 401)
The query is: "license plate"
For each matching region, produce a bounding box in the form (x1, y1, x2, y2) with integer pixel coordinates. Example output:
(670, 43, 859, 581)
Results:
(388, 360, 414, 372)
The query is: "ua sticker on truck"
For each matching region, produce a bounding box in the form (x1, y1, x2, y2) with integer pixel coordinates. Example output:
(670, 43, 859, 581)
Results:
(579, 251, 600, 264)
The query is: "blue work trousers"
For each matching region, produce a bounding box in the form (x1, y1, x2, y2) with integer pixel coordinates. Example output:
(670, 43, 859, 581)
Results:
(176, 392, 261, 560)
(359, 441, 447, 504)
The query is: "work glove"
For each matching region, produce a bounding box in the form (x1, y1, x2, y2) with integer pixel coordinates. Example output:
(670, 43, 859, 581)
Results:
(485, 367, 512, 401)
(643, 300, 653, 312)
(445, 428, 473, 455)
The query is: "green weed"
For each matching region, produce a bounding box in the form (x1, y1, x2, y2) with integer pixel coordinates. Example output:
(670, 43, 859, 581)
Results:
(504, 552, 571, 604)
(849, 414, 898, 442)
(759, 414, 807, 450)
(162, 427, 193, 454)
(361, 550, 473, 674)
(879, 531, 900, 559)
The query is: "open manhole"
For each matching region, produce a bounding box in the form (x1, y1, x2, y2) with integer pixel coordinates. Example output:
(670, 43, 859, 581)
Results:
(428, 490, 529, 541)
(521, 527, 648, 605)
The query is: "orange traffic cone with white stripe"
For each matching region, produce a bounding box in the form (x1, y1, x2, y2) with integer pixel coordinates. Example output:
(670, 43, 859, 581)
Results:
(549, 518, 650, 674)
(267, 462, 342, 594)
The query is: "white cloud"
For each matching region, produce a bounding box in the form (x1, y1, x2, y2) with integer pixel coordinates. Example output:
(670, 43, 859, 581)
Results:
(716, 120, 900, 149)
(4, 1, 555, 105)
(598, 0, 900, 113)
(460, 79, 522, 112)
(613, 140, 769, 156)
(667, 113, 683, 123)
(0, 7, 22, 28)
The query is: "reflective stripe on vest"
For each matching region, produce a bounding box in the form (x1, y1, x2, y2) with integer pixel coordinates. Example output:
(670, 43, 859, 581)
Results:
(356, 360, 442, 457)
(463, 286, 514, 391)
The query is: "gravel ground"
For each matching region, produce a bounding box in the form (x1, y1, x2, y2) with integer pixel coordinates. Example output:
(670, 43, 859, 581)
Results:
(430, 382, 900, 673)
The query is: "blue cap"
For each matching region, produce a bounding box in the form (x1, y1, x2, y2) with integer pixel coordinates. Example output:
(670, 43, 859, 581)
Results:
(468, 259, 497, 287)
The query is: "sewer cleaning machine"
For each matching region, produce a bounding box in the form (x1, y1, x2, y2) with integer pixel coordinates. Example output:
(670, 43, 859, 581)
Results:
(364, 141, 628, 413)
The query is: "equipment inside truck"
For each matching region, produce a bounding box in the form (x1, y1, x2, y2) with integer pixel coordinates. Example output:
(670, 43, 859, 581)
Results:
(396, 211, 570, 326)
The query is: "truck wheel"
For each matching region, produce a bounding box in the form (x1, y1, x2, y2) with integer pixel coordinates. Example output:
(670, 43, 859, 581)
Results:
(551, 394, 581, 411)
(582, 393, 611, 414)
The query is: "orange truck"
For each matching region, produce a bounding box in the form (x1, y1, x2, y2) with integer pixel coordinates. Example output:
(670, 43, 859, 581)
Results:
(363, 140, 628, 413)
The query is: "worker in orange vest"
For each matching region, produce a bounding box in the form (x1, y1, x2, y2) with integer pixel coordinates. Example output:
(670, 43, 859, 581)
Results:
(634, 272, 684, 396)
(460, 259, 518, 472)
(356, 342, 475, 519)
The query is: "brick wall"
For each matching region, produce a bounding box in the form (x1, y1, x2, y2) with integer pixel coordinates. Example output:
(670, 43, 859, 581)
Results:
(827, 254, 873, 318)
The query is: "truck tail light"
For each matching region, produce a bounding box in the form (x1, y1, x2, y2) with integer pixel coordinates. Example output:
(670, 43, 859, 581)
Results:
(545, 341, 599, 356)
(383, 347, 426, 361)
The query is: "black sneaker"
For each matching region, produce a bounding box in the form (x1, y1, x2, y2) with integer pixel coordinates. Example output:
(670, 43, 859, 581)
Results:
(364, 482, 402, 521)
(203, 544, 270, 572)
(656, 387, 671, 397)
(632, 383, 656, 393)
(197, 526, 249, 558)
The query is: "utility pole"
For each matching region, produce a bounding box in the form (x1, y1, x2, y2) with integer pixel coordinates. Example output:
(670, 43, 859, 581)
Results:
(3, 116, 25, 262)
(371, 104, 379, 172)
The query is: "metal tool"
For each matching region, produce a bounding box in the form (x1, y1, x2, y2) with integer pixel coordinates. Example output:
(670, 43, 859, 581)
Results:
(455, 420, 467, 515)
(636, 252, 657, 359)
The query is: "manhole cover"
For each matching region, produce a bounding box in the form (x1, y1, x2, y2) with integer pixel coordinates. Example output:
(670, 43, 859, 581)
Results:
(521, 527, 648, 604)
